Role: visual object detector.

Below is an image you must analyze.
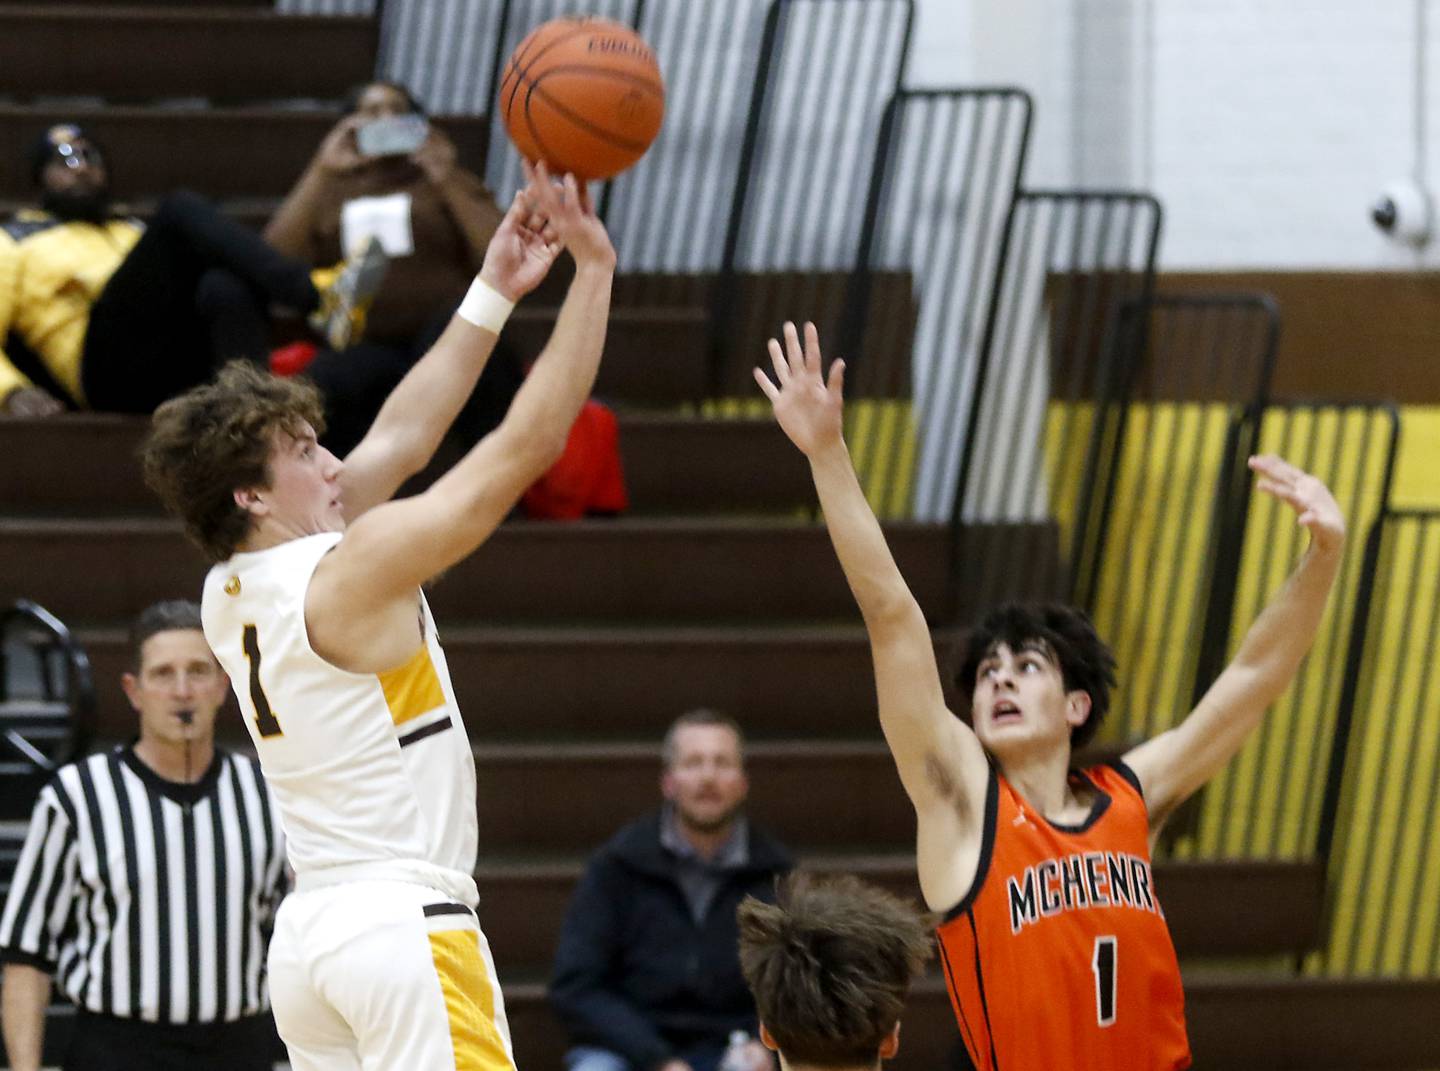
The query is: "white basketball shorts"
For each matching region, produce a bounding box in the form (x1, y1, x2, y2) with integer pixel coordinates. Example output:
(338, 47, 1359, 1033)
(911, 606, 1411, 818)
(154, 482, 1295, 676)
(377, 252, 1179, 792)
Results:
(268, 879, 515, 1071)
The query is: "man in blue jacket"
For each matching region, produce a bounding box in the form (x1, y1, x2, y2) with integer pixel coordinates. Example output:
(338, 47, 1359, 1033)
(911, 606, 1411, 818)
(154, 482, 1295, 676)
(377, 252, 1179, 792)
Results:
(550, 710, 792, 1071)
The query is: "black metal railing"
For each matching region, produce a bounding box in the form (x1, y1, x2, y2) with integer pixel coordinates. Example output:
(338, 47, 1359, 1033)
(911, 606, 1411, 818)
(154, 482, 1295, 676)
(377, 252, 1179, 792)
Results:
(1168, 402, 1400, 861)
(707, 0, 914, 396)
(946, 190, 1162, 613)
(1083, 295, 1279, 748)
(1314, 508, 1440, 976)
(378, 0, 506, 112)
(836, 87, 1031, 519)
(0, 601, 94, 817)
(603, 0, 773, 271)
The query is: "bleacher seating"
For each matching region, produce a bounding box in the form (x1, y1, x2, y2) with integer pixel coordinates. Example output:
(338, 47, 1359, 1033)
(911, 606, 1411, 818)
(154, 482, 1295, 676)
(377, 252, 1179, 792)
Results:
(2, 2, 1439, 1069)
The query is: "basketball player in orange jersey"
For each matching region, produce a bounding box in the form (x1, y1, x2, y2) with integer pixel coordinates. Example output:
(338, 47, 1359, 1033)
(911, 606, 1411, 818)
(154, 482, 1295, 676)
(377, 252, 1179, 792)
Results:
(754, 322, 1346, 1071)
(141, 163, 613, 1071)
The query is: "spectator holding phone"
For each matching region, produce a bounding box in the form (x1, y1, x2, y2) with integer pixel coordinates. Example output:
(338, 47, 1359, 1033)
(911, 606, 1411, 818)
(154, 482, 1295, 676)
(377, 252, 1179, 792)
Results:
(265, 80, 519, 455)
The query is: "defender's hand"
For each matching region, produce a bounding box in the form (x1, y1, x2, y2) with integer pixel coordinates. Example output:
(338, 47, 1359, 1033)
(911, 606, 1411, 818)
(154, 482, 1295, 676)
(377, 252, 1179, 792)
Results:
(1248, 454, 1346, 557)
(753, 321, 845, 457)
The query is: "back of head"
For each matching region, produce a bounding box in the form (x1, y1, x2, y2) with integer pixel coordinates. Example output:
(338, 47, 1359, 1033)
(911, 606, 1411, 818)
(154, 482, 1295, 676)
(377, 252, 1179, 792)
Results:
(737, 874, 932, 1069)
(954, 601, 1118, 750)
(141, 362, 325, 563)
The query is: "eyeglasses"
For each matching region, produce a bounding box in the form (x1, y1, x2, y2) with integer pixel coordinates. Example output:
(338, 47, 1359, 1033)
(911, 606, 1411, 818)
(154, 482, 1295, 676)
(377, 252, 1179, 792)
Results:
(50, 141, 102, 171)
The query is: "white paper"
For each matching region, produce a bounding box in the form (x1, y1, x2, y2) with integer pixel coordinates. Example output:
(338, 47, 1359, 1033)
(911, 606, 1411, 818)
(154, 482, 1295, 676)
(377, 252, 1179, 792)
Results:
(340, 192, 415, 259)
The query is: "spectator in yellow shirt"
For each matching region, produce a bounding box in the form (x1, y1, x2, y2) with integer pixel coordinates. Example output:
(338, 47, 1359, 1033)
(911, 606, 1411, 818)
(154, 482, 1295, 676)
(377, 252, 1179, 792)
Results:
(0, 123, 378, 417)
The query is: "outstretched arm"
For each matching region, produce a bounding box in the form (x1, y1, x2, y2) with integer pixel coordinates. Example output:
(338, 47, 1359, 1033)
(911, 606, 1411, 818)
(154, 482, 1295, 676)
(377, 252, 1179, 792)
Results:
(338, 162, 566, 519)
(1124, 455, 1346, 824)
(755, 322, 989, 911)
(308, 169, 614, 670)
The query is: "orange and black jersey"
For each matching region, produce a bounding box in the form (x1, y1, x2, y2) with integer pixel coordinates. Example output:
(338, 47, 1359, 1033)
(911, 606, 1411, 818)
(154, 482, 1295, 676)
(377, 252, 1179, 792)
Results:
(935, 762, 1191, 1071)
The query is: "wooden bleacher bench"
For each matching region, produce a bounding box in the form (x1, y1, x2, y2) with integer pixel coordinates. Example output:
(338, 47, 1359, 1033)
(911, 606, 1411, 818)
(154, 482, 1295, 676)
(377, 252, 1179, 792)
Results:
(0, 6, 372, 104)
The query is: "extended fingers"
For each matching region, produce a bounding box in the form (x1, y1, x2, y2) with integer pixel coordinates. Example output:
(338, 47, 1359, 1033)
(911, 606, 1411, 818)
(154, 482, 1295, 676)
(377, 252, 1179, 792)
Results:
(1248, 453, 1304, 484)
(1250, 454, 1344, 526)
(1253, 479, 1306, 512)
(784, 321, 822, 383)
(803, 321, 823, 375)
(771, 321, 840, 386)
(527, 160, 565, 214)
(575, 176, 595, 216)
(767, 337, 791, 385)
(753, 365, 780, 401)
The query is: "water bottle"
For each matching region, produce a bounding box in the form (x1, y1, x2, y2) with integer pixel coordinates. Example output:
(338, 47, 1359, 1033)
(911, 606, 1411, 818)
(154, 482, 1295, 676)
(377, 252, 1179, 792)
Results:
(717, 1030, 752, 1071)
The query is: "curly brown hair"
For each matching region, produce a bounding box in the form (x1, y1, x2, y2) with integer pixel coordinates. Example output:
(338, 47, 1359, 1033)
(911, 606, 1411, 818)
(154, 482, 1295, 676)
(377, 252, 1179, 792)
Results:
(738, 874, 932, 1068)
(141, 362, 326, 563)
(954, 602, 1119, 750)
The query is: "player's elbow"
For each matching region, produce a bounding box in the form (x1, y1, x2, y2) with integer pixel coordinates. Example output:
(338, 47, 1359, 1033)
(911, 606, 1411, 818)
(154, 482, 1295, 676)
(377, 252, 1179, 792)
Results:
(862, 590, 925, 636)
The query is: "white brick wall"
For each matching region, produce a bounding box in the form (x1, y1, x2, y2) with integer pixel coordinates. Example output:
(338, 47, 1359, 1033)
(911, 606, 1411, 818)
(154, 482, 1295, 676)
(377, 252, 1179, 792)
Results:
(1153, 0, 1421, 268)
(911, 0, 1440, 269)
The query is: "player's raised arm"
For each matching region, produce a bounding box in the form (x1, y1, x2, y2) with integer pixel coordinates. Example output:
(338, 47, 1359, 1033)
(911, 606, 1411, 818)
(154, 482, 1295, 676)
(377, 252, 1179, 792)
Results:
(307, 169, 614, 664)
(338, 161, 567, 519)
(1124, 454, 1346, 825)
(755, 322, 989, 910)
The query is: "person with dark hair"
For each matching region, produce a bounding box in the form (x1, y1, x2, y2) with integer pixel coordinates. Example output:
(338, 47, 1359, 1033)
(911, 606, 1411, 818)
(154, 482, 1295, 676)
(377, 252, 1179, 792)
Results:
(264, 80, 518, 457)
(0, 599, 287, 1071)
(142, 163, 612, 1070)
(754, 322, 1347, 1071)
(550, 710, 792, 1071)
(953, 602, 1117, 752)
(736, 874, 931, 1071)
(0, 122, 380, 417)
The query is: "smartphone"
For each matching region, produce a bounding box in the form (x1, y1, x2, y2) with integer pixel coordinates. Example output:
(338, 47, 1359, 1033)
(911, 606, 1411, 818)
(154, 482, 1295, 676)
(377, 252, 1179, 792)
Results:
(355, 114, 430, 158)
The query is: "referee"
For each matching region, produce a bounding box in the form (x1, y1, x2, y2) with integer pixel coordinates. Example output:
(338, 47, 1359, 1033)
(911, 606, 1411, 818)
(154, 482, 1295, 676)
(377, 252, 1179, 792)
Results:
(0, 600, 287, 1071)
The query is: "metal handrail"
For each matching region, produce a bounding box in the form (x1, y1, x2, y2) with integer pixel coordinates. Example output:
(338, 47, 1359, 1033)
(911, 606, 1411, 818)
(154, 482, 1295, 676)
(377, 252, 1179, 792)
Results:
(0, 600, 95, 773)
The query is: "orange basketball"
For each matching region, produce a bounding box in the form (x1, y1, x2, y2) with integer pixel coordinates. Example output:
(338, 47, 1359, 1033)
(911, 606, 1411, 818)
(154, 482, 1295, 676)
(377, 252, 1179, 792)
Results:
(499, 17, 665, 182)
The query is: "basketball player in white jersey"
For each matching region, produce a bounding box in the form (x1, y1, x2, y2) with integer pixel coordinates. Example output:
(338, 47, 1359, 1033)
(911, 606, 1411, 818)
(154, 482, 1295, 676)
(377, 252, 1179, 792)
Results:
(141, 163, 614, 1071)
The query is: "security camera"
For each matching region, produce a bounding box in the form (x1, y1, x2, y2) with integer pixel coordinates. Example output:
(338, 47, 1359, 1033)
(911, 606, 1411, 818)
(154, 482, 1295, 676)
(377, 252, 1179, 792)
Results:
(1371, 179, 1432, 245)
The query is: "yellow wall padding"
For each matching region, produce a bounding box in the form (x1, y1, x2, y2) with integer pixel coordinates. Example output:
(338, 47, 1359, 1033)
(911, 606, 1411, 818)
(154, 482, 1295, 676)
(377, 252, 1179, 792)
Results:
(1040, 401, 1095, 553)
(1079, 402, 1233, 749)
(1312, 515, 1440, 977)
(701, 398, 919, 519)
(1189, 407, 1392, 859)
(1392, 407, 1440, 508)
(846, 400, 919, 519)
(1060, 405, 1394, 861)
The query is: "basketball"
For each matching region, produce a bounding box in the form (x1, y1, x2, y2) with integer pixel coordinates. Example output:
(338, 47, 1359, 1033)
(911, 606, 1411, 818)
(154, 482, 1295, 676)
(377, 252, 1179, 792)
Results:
(499, 16, 665, 182)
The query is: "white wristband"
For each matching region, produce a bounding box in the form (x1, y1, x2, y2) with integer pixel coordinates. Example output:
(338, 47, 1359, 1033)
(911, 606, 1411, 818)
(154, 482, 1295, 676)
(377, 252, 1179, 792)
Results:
(458, 277, 515, 333)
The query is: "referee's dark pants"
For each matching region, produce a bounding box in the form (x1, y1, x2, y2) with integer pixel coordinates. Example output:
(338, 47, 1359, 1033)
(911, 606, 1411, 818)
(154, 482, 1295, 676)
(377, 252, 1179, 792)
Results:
(65, 1008, 281, 1071)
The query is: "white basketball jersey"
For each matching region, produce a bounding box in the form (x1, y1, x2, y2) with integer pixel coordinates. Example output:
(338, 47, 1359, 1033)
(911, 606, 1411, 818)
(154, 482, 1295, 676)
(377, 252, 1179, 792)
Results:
(202, 532, 478, 905)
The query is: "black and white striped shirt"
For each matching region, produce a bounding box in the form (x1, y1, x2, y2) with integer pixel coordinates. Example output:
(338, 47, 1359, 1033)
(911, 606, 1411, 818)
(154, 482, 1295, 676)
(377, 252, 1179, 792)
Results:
(0, 745, 286, 1024)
